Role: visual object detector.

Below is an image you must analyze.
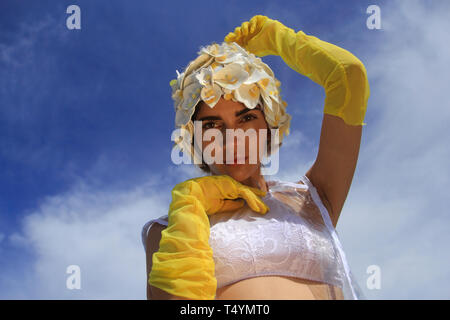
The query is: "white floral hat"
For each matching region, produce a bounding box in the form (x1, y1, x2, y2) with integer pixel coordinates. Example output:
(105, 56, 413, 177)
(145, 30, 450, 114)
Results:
(170, 41, 292, 164)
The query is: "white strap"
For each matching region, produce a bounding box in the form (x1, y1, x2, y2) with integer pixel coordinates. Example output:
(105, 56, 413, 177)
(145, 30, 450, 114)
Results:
(268, 178, 308, 190)
(141, 216, 168, 251)
(299, 175, 358, 300)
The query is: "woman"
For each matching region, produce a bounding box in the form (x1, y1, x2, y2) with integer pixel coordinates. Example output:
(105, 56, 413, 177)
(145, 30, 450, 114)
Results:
(142, 15, 370, 300)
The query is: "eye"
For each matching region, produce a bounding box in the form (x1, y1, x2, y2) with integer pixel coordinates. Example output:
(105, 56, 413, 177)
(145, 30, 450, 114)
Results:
(203, 121, 217, 130)
(241, 114, 257, 122)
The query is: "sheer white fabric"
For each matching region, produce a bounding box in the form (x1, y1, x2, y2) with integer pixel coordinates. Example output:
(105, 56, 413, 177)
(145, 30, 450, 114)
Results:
(141, 175, 365, 300)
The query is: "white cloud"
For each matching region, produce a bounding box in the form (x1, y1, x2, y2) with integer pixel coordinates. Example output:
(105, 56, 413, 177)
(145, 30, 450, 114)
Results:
(4, 173, 173, 299)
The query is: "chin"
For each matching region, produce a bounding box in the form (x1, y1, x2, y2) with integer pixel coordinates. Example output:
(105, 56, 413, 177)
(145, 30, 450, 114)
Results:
(212, 163, 259, 183)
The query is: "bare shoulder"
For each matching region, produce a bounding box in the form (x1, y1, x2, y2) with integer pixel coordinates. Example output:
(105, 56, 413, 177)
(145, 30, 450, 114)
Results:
(145, 222, 171, 300)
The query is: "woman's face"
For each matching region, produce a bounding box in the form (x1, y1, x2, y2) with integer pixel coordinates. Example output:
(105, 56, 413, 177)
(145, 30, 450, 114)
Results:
(192, 97, 269, 182)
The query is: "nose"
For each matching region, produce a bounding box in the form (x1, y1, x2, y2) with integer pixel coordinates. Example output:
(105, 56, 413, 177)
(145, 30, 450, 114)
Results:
(222, 132, 247, 163)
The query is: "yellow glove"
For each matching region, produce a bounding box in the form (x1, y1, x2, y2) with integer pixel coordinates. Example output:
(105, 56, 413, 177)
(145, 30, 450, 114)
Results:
(225, 15, 370, 126)
(149, 175, 269, 300)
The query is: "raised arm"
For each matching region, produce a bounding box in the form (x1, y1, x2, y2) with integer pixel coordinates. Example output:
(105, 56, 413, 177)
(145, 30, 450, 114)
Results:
(305, 114, 362, 228)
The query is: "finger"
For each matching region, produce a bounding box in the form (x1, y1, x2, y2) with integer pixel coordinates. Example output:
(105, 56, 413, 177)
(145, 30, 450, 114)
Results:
(253, 15, 269, 34)
(224, 32, 235, 42)
(219, 199, 245, 213)
(254, 15, 268, 28)
(248, 197, 269, 215)
(210, 175, 239, 199)
(233, 26, 242, 38)
(205, 197, 224, 215)
(240, 189, 269, 214)
(249, 20, 257, 34)
(241, 21, 249, 36)
(247, 185, 267, 197)
(220, 175, 266, 198)
(249, 15, 261, 33)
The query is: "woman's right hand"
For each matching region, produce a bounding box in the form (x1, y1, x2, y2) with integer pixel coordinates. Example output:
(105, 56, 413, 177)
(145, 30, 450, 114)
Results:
(171, 174, 269, 216)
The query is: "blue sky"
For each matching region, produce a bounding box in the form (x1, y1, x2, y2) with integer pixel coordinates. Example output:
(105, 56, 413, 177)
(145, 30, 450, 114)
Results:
(1, 0, 449, 299)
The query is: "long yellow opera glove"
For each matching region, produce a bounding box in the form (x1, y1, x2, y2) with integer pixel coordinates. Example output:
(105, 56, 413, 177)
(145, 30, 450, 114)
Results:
(149, 175, 269, 300)
(224, 15, 370, 126)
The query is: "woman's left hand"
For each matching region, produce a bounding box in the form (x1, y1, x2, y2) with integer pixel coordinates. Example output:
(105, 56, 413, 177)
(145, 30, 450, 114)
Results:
(224, 15, 287, 57)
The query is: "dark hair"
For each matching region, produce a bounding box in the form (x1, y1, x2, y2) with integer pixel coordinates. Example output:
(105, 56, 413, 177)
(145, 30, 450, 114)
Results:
(190, 101, 283, 173)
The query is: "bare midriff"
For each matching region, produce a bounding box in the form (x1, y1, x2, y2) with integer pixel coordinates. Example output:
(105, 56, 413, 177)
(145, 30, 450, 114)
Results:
(215, 275, 344, 300)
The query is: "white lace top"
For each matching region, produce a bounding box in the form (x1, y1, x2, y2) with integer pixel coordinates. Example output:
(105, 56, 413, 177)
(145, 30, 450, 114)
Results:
(141, 175, 365, 299)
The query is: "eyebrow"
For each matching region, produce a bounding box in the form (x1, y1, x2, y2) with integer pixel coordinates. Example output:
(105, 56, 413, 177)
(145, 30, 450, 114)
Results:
(197, 105, 262, 122)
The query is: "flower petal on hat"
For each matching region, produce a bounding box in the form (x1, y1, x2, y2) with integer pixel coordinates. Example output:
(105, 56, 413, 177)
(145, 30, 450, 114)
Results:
(229, 41, 251, 57)
(253, 57, 275, 79)
(243, 65, 269, 85)
(200, 43, 221, 56)
(266, 83, 281, 103)
(181, 80, 202, 111)
(213, 63, 248, 90)
(260, 88, 273, 112)
(195, 66, 213, 86)
(201, 42, 243, 65)
(201, 83, 222, 108)
(175, 104, 196, 127)
(172, 89, 183, 110)
(222, 88, 235, 101)
(182, 54, 214, 88)
(215, 53, 238, 64)
(211, 62, 224, 72)
(234, 83, 261, 109)
(183, 72, 201, 89)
